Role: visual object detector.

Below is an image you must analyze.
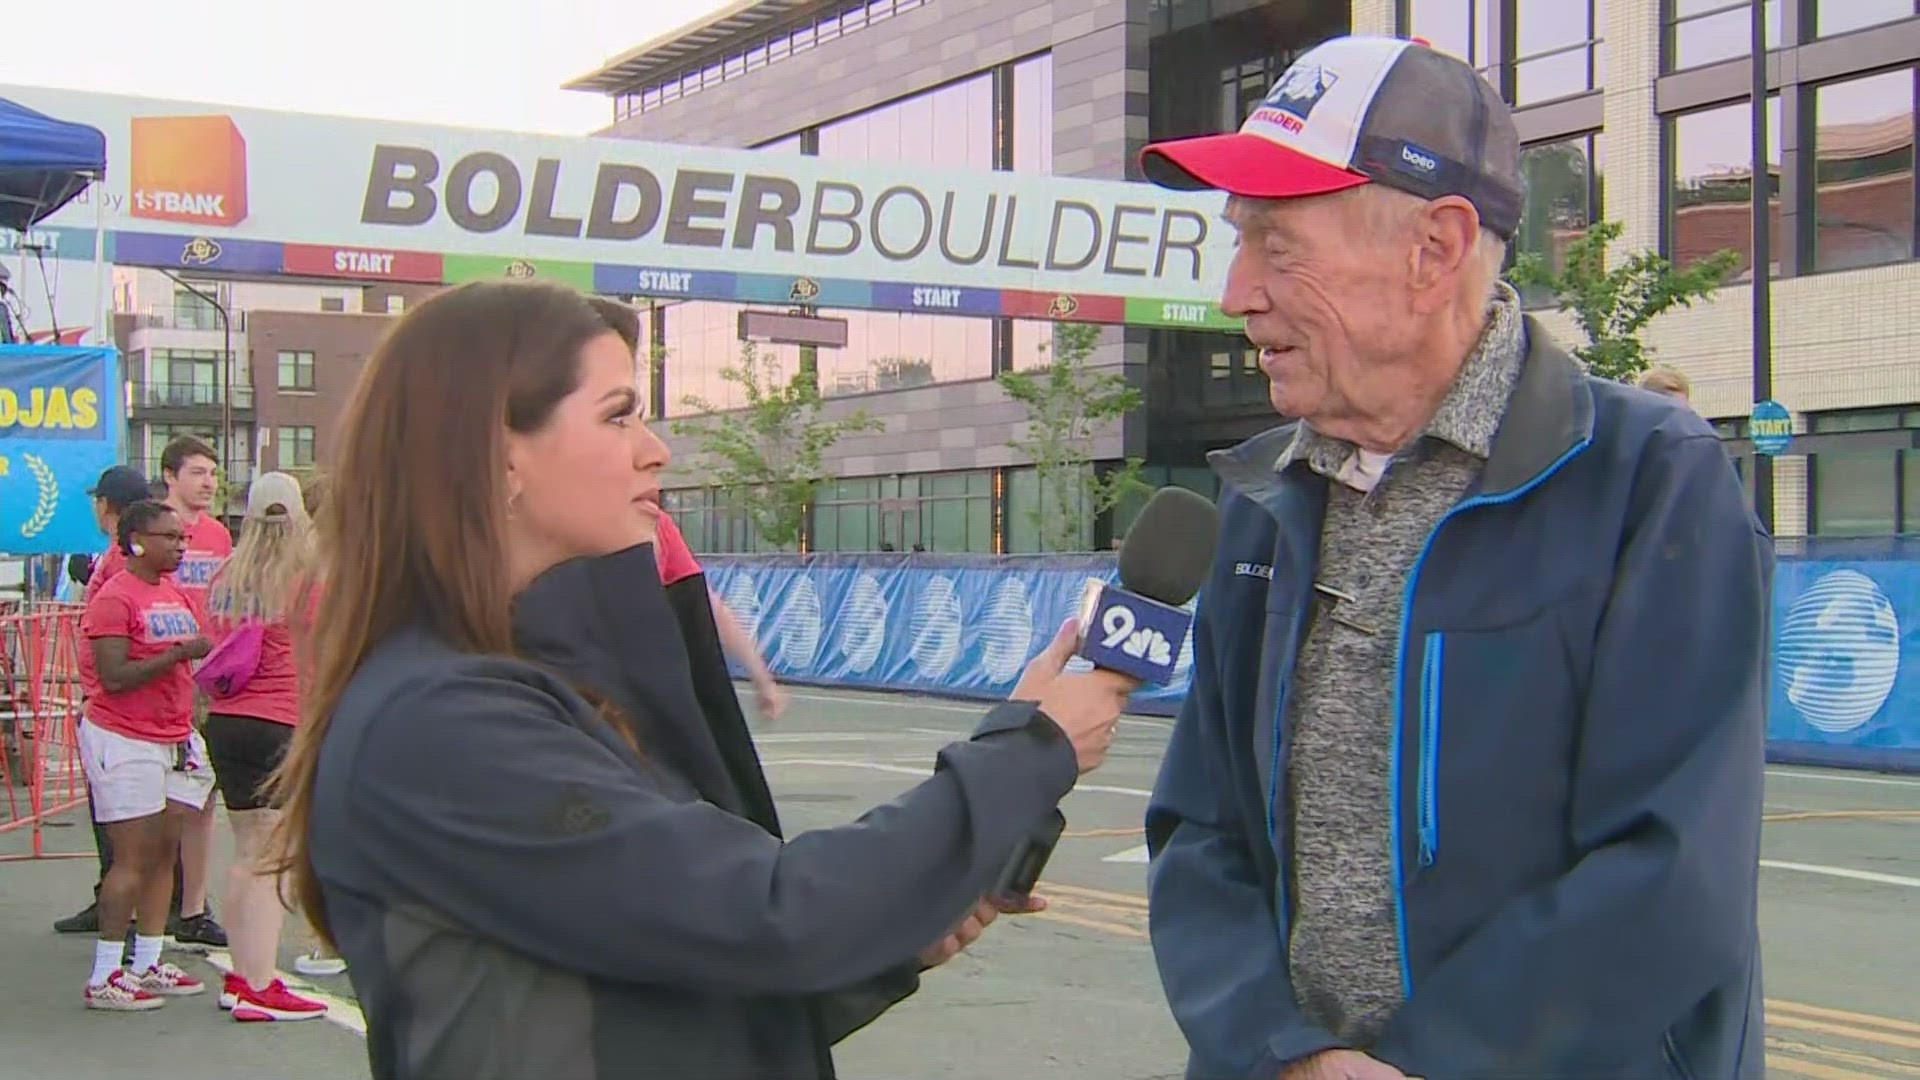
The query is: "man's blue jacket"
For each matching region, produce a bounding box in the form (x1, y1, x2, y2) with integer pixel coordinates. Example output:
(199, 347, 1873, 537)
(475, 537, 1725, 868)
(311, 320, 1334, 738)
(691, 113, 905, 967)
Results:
(1146, 320, 1772, 1080)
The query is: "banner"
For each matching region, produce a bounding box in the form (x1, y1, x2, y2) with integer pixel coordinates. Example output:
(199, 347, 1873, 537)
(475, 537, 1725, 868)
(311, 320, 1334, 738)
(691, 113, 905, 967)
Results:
(2, 84, 1239, 331)
(705, 554, 1192, 716)
(713, 544, 1920, 770)
(0, 345, 123, 554)
(1769, 539, 1920, 771)
(5, 225, 109, 346)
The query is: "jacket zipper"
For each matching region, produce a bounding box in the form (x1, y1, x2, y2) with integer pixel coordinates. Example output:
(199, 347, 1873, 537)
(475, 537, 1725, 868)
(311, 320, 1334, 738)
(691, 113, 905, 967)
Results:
(1389, 436, 1593, 999)
(1418, 631, 1442, 868)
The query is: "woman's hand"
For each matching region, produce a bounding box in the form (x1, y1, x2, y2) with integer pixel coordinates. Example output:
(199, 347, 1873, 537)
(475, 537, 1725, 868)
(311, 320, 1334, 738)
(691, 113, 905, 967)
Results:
(1011, 620, 1136, 774)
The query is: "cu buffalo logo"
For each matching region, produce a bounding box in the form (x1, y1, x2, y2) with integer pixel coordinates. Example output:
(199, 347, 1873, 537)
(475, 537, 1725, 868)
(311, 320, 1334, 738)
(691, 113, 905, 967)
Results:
(789, 277, 821, 303)
(1047, 294, 1080, 319)
(179, 237, 222, 266)
(504, 259, 537, 279)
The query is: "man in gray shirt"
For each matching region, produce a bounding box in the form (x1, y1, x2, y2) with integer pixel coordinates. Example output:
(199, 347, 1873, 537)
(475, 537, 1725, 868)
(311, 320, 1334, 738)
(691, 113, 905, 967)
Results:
(1141, 34, 1770, 1080)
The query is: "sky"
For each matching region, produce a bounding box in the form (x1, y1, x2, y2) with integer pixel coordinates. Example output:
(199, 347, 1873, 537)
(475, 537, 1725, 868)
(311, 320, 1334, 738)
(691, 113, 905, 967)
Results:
(8, 0, 735, 135)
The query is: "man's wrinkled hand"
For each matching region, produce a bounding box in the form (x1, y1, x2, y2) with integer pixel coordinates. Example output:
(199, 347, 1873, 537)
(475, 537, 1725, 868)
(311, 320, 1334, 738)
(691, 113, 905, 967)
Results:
(1279, 1049, 1409, 1080)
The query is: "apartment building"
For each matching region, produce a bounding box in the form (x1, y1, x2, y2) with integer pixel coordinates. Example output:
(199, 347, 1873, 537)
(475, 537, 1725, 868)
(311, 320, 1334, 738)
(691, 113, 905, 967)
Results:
(574, 0, 1920, 546)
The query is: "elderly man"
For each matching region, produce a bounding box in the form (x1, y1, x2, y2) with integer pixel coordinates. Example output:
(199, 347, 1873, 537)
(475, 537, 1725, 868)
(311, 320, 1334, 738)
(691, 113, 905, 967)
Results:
(1139, 35, 1770, 1080)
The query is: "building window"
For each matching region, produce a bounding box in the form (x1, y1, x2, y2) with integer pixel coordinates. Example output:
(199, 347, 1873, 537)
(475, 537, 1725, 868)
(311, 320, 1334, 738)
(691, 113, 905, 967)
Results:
(1806, 409, 1920, 535)
(619, 0, 929, 116)
(920, 470, 993, 552)
(817, 71, 993, 168)
(276, 350, 315, 391)
(812, 471, 991, 552)
(148, 348, 249, 409)
(663, 487, 774, 553)
(1005, 466, 1094, 552)
(1666, 94, 1781, 280)
(1514, 0, 1605, 106)
(1667, 0, 1782, 73)
(1013, 53, 1054, 173)
(276, 426, 316, 469)
(1816, 0, 1916, 39)
(1404, 0, 1492, 71)
(1811, 67, 1917, 273)
(171, 287, 224, 331)
(319, 297, 346, 313)
(1515, 132, 1603, 306)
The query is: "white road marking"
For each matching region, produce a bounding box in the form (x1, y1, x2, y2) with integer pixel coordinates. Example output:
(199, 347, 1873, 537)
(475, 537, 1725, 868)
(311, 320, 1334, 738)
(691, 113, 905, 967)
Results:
(1766, 768, 1920, 790)
(202, 950, 366, 1036)
(761, 757, 1153, 797)
(753, 732, 927, 744)
(1104, 844, 1151, 864)
(781, 688, 1175, 730)
(1759, 860, 1920, 889)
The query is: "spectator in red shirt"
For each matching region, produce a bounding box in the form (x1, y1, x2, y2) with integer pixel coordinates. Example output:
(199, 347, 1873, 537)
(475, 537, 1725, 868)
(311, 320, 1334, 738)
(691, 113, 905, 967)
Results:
(654, 509, 787, 720)
(77, 501, 214, 1010)
(158, 436, 232, 951)
(199, 471, 329, 1022)
(55, 466, 158, 937)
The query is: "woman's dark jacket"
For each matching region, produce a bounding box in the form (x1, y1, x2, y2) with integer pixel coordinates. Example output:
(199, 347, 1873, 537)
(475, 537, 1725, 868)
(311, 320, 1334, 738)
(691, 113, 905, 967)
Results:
(307, 542, 1078, 1079)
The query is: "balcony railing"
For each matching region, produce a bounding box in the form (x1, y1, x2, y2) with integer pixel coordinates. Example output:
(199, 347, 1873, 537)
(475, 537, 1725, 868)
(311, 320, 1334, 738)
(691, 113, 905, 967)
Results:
(136, 381, 253, 410)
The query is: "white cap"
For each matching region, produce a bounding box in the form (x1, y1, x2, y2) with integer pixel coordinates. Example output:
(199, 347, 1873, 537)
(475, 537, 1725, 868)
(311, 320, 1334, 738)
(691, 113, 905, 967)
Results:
(246, 471, 307, 522)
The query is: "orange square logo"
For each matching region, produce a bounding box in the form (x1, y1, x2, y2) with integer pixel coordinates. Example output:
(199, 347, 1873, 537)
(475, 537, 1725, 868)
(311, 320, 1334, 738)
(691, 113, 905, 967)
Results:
(129, 115, 249, 228)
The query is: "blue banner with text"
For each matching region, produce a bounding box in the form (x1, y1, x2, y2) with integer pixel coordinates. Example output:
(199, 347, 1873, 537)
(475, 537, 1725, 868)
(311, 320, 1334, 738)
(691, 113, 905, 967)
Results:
(704, 554, 1193, 716)
(0, 345, 123, 555)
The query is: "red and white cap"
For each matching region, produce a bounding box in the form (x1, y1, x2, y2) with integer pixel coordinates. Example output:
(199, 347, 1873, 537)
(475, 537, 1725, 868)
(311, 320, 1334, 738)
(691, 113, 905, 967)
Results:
(1141, 35, 1524, 238)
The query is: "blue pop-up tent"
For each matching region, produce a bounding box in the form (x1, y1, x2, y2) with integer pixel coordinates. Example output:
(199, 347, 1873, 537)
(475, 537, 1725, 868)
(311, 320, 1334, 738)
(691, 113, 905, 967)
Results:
(0, 95, 107, 230)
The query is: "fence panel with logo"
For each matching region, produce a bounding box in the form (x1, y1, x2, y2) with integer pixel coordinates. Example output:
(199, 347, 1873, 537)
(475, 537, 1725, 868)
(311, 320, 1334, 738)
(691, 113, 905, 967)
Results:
(712, 545, 1920, 771)
(703, 554, 1193, 716)
(1769, 538, 1920, 772)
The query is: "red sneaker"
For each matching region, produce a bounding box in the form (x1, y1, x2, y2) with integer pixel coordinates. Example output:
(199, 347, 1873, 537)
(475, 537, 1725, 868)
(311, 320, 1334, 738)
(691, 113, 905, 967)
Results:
(219, 971, 246, 1010)
(230, 978, 327, 1022)
(134, 962, 205, 997)
(86, 969, 165, 1011)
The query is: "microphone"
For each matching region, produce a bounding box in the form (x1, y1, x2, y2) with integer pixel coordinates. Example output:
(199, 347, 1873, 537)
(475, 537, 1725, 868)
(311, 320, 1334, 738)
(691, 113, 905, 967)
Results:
(994, 486, 1221, 902)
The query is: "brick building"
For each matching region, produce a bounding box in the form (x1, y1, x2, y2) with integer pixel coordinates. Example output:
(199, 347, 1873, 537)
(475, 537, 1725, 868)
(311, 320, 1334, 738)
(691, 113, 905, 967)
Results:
(572, 0, 1920, 545)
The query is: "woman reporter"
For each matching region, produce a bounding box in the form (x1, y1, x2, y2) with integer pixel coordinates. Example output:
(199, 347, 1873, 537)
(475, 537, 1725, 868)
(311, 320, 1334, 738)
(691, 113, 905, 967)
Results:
(268, 280, 1132, 1080)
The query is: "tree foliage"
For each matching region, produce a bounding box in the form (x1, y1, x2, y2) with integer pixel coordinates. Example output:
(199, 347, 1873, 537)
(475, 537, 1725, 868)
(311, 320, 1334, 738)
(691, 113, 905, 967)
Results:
(1508, 219, 1741, 383)
(997, 323, 1148, 552)
(673, 342, 882, 549)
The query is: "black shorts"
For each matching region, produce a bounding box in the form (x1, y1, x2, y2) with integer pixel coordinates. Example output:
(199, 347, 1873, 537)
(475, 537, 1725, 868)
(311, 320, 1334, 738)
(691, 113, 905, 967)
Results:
(202, 713, 293, 812)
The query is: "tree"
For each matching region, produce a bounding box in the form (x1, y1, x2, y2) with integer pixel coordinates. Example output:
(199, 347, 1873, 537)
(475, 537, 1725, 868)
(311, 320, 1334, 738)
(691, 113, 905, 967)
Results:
(997, 322, 1148, 552)
(673, 341, 882, 550)
(1507, 219, 1740, 383)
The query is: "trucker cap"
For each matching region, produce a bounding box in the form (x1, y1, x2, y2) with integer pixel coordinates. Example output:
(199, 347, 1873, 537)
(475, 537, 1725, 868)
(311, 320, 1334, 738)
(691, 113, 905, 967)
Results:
(88, 465, 151, 509)
(245, 471, 308, 523)
(1140, 35, 1524, 239)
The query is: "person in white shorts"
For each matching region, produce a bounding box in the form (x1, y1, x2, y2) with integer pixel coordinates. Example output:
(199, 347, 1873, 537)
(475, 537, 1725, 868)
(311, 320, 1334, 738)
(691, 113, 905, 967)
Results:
(77, 500, 215, 1011)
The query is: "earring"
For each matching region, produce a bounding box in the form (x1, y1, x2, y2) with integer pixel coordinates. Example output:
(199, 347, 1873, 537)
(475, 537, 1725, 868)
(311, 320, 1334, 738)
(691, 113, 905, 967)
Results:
(130, 543, 145, 557)
(506, 491, 522, 519)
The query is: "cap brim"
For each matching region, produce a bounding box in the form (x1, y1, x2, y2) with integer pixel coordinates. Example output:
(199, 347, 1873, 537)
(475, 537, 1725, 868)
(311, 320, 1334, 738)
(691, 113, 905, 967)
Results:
(1141, 131, 1371, 199)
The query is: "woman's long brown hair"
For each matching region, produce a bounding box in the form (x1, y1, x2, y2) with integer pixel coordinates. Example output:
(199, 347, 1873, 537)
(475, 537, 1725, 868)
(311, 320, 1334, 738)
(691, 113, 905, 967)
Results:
(265, 280, 640, 950)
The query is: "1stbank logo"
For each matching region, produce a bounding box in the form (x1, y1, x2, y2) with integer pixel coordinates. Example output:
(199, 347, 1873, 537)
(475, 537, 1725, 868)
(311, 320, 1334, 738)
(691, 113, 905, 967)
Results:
(130, 115, 250, 229)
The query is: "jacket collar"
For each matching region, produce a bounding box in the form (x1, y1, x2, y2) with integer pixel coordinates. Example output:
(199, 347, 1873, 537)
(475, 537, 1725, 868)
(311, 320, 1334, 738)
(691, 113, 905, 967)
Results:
(1209, 315, 1593, 508)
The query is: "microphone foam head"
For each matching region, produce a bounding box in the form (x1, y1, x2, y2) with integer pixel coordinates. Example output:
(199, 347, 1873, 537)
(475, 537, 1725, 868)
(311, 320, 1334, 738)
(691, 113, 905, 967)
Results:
(1118, 486, 1220, 606)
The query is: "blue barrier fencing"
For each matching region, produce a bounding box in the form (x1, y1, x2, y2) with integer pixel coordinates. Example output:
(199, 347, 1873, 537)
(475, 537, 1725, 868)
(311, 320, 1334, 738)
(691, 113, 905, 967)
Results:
(708, 541, 1920, 771)
(703, 553, 1190, 717)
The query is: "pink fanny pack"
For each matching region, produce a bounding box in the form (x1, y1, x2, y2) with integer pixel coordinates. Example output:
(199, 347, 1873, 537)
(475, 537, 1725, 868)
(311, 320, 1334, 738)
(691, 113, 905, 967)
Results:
(194, 621, 265, 699)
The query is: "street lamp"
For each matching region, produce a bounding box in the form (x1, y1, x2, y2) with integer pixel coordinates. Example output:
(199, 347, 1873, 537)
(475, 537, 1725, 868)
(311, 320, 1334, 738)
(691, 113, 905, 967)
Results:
(158, 270, 234, 503)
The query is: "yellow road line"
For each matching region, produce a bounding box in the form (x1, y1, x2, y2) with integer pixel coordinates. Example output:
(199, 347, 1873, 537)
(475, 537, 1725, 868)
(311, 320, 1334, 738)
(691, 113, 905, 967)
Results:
(1038, 881, 1150, 908)
(1062, 827, 1147, 838)
(1767, 1052, 1892, 1080)
(1769, 1037, 1920, 1077)
(1026, 909, 1148, 939)
(1772, 1001, 1920, 1037)
(1771, 1014, 1920, 1052)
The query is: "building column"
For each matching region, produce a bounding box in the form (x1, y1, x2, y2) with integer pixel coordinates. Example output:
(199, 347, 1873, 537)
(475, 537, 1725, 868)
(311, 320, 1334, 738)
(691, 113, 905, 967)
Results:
(1350, 0, 1397, 37)
(1603, 0, 1664, 254)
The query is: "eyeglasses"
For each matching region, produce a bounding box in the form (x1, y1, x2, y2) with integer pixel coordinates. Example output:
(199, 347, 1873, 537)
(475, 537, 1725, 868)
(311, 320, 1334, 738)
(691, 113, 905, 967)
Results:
(136, 530, 186, 542)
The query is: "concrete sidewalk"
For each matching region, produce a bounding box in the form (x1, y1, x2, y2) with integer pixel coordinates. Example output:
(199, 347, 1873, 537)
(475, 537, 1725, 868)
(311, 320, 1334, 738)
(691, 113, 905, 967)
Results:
(0, 811, 370, 1079)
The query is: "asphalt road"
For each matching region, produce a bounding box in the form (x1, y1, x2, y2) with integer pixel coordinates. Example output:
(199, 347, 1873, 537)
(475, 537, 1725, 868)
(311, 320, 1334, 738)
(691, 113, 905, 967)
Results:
(3, 685, 1915, 1079)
